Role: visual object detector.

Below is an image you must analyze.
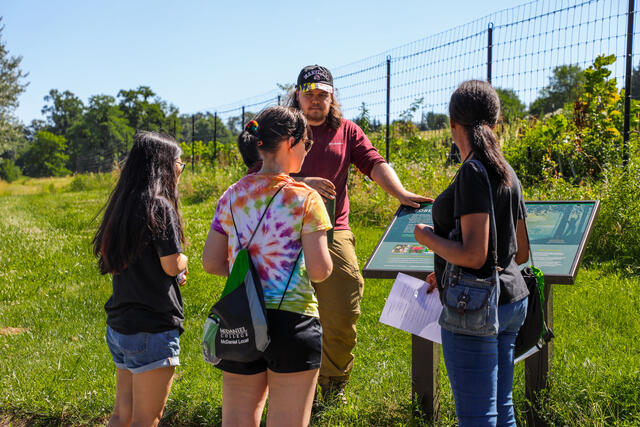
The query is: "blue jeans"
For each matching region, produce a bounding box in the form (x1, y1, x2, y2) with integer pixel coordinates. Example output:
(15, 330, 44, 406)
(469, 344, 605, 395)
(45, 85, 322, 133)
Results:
(441, 297, 528, 427)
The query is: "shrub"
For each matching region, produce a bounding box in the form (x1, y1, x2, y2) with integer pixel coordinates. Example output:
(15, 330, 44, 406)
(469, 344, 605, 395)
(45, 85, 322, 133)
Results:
(504, 55, 639, 186)
(587, 158, 640, 269)
(68, 173, 115, 192)
(179, 162, 246, 205)
(0, 158, 22, 182)
(19, 131, 70, 177)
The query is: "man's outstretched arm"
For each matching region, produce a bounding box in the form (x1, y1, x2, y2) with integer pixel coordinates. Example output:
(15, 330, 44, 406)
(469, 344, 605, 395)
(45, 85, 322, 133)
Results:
(370, 162, 433, 208)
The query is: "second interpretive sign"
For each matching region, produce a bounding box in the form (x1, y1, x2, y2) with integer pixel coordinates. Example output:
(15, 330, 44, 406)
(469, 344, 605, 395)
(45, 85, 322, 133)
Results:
(362, 201, 599, 284)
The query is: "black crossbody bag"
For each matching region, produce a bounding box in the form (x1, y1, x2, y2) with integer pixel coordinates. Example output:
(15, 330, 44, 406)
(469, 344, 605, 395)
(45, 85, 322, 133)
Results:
(438, 159, 501, 336)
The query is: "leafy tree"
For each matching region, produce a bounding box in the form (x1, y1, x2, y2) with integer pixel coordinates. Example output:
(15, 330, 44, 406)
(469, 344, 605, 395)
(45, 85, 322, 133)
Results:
(399, 97, 423, 123)
(0, 158, 20, 182)
(225, 111, 256, 136)
(195, 113, 230, 142)
(354, 102, 371, 134)
(495, 88, 526, 123)
(505, 55, 635, 184)
(41, 89, 84, 137)
(179, 112, 231, 143)
(67, 95, 133, 172)
(117, 86, 166, 131)
(529, 64, 585, 116)
(163, 104, 182, 139)
(19, 131, 70, 177)
(419, 112, 448, 131)
(226, 116, 241, 135)
(370, 117, 382, 132)
(0, 17, 29, 179)
(277, 82, 295, 104)
(24, 119, 46, 142)
(395, 98, 423, 136)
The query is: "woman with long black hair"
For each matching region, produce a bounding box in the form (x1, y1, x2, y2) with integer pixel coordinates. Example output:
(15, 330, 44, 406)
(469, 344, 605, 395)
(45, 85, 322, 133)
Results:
(414, 80, 530, 426)
(93, 131, 188, 427)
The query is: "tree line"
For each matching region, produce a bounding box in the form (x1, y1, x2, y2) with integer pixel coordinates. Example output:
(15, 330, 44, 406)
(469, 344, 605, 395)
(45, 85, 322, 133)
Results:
(0, 19, 251, 180)
(3, 16, 640, 181)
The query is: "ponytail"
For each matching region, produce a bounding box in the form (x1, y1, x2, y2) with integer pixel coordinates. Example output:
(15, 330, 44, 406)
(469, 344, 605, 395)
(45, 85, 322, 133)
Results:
(238, 128, 261, 168)
(449, 81, 511, 187)
(237, 107, 308, 169)
(467, 123, 511, 187)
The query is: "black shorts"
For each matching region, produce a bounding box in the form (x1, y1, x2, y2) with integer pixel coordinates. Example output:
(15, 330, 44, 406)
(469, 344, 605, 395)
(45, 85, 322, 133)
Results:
(216, 309, 322, 375)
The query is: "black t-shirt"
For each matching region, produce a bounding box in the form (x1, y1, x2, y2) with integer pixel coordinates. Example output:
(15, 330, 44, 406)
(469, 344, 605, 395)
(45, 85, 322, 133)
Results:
(432, 159, 529, 305)
(105, 199, 185, 334)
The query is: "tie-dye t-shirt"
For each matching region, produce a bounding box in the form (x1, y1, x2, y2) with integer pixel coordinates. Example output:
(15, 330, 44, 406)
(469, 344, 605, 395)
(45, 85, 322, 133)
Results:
(211, 173, 332, 317)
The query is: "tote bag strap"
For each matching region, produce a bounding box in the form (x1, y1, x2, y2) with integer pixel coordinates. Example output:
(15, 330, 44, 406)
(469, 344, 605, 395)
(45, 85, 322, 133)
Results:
(229, 181, 302, 307)
(455, 159, 499, 272)
(229, 183, 288, 249)
(277, 250, 303, 310)
(517, 184, 536, 268)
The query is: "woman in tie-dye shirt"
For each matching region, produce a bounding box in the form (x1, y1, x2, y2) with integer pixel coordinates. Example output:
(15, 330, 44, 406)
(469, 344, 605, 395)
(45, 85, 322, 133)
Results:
(203, 106, 332, 427)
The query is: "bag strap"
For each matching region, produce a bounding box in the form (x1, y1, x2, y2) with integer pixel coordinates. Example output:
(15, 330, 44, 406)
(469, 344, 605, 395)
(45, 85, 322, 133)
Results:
(455, 159, 499, 271)
(521, 205, 536, 269)
(277, 250, 303, 310)
(229, 181, 303, 308)
(230, 183, 288, 249)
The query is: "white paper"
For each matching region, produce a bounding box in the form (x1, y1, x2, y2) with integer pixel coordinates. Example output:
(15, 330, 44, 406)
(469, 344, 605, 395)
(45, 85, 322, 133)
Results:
(379, 273, 442, 343)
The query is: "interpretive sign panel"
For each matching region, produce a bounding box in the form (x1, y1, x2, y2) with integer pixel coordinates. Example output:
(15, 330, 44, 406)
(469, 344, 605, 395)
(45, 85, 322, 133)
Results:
(362, 201, 599, 284)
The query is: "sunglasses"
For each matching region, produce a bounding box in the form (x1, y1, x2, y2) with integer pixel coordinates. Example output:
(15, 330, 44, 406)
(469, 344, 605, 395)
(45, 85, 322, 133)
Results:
(177, 161, 186, 173)
(304, 138, 314, 152)
(293, 138, 314, 152)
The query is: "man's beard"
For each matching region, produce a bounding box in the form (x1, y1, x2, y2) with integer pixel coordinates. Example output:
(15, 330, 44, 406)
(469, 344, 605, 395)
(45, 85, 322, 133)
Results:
(304, 108, 328, 123)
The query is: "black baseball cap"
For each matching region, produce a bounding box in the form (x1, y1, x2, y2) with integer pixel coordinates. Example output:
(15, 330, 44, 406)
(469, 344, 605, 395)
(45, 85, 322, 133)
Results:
(296, 65, 334, 93)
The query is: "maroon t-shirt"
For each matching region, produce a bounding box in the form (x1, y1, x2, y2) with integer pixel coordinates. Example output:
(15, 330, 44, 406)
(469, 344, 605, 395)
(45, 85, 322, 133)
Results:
(292, 119, 385, 231)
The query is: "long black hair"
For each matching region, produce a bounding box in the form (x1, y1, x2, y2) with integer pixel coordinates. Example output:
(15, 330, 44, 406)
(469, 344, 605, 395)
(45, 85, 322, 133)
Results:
(93, 131, 185, 274)
(237, 106, 309, 168)
(449, 80, 511, 187)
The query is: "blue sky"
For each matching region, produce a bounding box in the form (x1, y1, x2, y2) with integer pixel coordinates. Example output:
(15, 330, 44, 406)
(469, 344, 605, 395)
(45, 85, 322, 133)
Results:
(4, 0, 540, 124)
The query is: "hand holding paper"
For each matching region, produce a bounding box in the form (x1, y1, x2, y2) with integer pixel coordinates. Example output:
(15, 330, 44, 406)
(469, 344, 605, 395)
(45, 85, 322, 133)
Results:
(379, 273, 442, 344)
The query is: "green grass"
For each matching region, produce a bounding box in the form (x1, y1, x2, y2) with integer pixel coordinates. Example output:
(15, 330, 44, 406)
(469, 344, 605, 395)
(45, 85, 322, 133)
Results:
(1, 186, 639, 426)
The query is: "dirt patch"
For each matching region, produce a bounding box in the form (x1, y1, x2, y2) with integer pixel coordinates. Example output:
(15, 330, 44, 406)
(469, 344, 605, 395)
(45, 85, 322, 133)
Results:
(0, 327, 29, 336)
(0, 415, 29, 427)
(0, 414, 110, 427)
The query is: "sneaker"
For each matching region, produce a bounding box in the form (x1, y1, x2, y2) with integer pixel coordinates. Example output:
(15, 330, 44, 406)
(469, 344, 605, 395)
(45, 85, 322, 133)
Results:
(320, 378, 348, 406)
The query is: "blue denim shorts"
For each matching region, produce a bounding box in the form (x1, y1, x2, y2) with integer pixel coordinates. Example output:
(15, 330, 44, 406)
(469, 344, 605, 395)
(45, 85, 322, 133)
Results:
(106, 326, 180, 374)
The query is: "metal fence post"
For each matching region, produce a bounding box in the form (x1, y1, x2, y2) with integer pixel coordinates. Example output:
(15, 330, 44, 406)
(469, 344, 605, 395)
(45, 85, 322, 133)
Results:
(191, 114, 195, 173)
(214, 112, 218, 162)
(241, 106, 245, 130)
(386, 55, 391, 163)
(278, 95, 281, 106)
(487, 22, 493, 84)
(624, 0, 635, 167)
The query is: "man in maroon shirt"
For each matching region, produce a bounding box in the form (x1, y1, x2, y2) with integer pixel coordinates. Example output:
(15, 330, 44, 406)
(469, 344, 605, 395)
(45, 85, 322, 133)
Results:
(289, 65, 430, 404)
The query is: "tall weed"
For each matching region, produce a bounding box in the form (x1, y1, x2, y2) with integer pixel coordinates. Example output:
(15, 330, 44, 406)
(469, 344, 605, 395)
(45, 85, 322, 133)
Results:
(178, 162, 246, 204)
(68, 173, 116, 192)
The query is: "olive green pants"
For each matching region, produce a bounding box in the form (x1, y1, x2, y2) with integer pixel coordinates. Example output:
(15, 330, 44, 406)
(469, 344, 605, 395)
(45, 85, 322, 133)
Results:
(313, 230, 365, 386)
